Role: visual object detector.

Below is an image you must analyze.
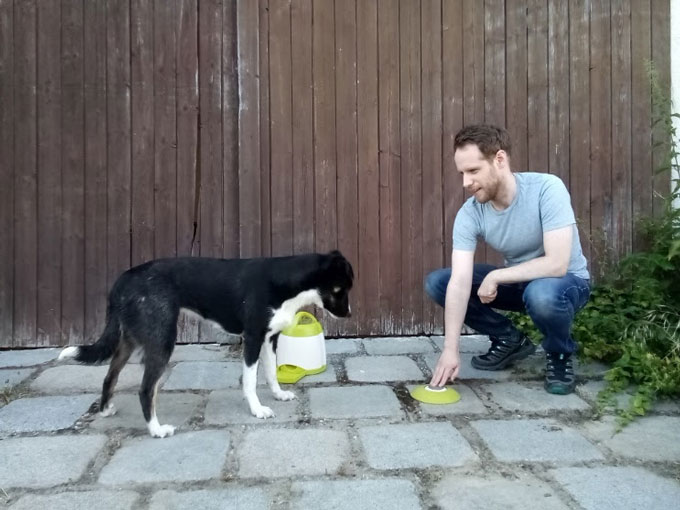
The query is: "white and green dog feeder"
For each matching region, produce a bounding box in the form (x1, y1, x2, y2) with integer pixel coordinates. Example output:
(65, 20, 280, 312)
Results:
(276, 311, 327, 384)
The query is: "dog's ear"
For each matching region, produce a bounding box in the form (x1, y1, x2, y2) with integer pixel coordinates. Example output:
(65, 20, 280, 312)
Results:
(325, 250, 354, 283)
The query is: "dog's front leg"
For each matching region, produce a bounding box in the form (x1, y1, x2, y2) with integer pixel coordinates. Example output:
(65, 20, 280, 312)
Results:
(242, 359, 274, 418)
(261, 333, 296, 401)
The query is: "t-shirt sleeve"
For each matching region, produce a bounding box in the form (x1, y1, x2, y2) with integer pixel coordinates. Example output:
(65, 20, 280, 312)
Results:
(452, 201, 480, 251)
(540, 176, 577, 231)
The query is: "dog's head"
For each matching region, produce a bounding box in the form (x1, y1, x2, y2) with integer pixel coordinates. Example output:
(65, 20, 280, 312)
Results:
(317, 250, 354, 318)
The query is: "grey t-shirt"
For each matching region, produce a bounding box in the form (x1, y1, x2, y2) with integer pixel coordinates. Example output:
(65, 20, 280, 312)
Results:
(453, 172, 590, 279)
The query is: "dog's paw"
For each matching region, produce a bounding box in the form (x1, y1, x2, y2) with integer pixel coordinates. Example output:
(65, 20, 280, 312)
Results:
(273, 389, 296, 401)
(252, 405, 275, 419)
(99, 402, 116, 417)
(149, 423, 176, 438)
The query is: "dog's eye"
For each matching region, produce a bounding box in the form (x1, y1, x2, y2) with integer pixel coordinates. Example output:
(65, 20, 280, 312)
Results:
(333, 286, 342, 294)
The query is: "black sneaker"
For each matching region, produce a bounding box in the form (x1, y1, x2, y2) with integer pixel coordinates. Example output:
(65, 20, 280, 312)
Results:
(544, 352, 576, 395)
(471, 334, 536, 370)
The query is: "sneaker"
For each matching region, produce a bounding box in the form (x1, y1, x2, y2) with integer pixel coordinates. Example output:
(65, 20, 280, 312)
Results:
(544, 352, 576, 395)
(471, 334, 536, 370)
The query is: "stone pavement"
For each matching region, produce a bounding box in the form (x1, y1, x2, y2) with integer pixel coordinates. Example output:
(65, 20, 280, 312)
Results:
(1, 335, 679, 509)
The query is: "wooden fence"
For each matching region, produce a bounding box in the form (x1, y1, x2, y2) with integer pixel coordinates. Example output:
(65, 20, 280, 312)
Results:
(0, 0, 671, 347)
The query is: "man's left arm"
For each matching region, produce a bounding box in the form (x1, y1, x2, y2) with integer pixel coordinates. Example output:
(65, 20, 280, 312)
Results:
(476, 226, 573, 304)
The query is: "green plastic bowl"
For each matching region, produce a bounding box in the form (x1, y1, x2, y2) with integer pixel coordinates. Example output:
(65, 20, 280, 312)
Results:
(410, 385, 461, 405)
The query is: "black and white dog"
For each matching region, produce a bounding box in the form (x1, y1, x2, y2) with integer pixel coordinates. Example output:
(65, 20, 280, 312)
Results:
(59, 250, 353, 438)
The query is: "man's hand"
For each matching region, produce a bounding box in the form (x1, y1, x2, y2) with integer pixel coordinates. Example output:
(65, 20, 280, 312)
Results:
(429, 347, 461, 387)
(477, 271, 499, 304)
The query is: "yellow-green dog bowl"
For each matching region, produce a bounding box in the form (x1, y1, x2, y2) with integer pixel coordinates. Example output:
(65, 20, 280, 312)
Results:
(410, 385, 461, 405)
(277, 364, 327, 384)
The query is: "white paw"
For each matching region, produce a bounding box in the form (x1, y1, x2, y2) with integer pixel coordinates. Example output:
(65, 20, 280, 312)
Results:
(274, 389, 296, 401)
(99, 403, 116, 417)
(252, 405, 275, 419)
(149, 423, 176, 438)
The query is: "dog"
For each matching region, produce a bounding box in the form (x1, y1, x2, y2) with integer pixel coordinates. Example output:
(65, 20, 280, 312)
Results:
(59, 250, 353, 438)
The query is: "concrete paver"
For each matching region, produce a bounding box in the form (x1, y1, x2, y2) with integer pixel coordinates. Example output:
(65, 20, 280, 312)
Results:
(0, 368, 35, 389)
(99, 430, 231, 484)
(1, 335, 679, 509)
(358, 422, 478, 469)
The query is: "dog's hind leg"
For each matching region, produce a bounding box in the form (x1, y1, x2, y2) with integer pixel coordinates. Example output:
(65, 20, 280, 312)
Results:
(242, 333, 274, 419)
(99, 337, 134, 417)
(261, 333, 296, 402)
(139, 357, 175, 438)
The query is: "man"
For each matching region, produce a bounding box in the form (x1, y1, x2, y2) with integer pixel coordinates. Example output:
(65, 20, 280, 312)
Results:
(425, 124, 590, 394)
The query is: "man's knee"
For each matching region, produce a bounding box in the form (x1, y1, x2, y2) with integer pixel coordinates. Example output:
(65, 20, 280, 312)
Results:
(424, 269, 450, 307)
(522, 280, 564, 321)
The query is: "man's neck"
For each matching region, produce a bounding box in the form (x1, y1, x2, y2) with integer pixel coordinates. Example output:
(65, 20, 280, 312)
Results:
(490, 171, 517, 211)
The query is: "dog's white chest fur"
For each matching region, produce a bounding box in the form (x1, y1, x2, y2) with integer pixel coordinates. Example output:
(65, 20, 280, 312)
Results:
(267, 289, 322, 334)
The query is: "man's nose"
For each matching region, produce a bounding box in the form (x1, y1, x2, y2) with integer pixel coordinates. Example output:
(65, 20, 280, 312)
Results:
(462, 174, 472, 188)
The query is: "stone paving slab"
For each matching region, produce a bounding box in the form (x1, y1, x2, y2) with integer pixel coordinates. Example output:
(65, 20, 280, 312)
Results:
(424, 353, 513, 381)
(308, 385, 403, 419)
(98, 430, 231, 485)
(89, 392, 203, 432)
(0, 434, 107, 488)
(236, 428, 350, 478)
(577, 380, 680, 413)
(551, 466, 680, 510)
(359, 422, 478, 470)
(8, 490, 140, 510)
(482, 382, 592, 413)
(290, 479, 422, 510)
(408, 383, 489, 416)
(580, 415, 680, 462)
(432, 472, 570, 510)
(0, 394, 96, 434)
(472, 418, 604, 463)
(0, 348, 59, 368)
(171, 343, 232, 362)
(205, 389, 299, 424)
(163, 361, 241, 390)
(325, 338, 362, 355)
(362, 336, 434, 355)
(149, 488, 271, 510)
(432, 334, 490, 353)
(346, 355, 424, 382)
(0, 367, 35, 389)
(31, 364, 156, 394)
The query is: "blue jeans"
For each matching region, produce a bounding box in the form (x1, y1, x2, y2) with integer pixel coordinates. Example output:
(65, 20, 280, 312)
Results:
(424, 264, 591, 354)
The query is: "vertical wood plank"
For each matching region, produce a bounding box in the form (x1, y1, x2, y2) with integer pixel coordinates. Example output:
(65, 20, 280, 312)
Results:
(335, 0, 359, 336)
(400, 0, 422, 334)
(313, 0, 337, 254)
(527, 0, 549, 173)
(651, 0, 671, 214)
(484, 0, 505, 126)
(13, 0, 38, 347)
(106, 0, 132, 288)
(548, 0, 569, 184)
(199, 0, 224, 259)
(130, 0, 155, 266)
(569, 0, 592, 264)
(61, 0, 85, 345)
(356, 0, 380, 334)
(223, 0, 239, 258)
(269, 0, 294, 255)
(84, 0, 108, 341)
(421, 0, 443, 334)
(259, 0, 271, 257)
(378, 0, 402, 335)
(506, 0, 528, 171)
(611, 0, 632, 259)
(590, 0, 612, 279)
(291, 0, 315, 255)
(0, 0, 14, 347)
(176, 0, 200, 343)
(37, 0, 62, 346)
(630, 0, 652, 249)
(154, 0, 178, 259)
(238, 0, 262, 258)
(443, 0, 465, 269)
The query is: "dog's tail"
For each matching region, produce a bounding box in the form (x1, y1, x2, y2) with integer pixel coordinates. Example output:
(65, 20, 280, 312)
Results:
(59, 307, 122, 364)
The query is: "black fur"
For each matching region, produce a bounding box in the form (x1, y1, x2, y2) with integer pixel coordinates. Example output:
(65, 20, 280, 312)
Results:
(66, 250, 353, 432)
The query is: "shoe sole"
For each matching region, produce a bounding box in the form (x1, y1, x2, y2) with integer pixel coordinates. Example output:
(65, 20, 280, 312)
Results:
(470, 342, 537, 371)
(544, 381, 576, 395)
